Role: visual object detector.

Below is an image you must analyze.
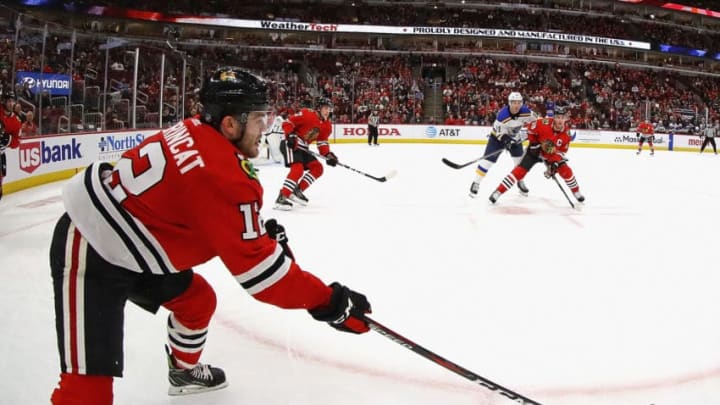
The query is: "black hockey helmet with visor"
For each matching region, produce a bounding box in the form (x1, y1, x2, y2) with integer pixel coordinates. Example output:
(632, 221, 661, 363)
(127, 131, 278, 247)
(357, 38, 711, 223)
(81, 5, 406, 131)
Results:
(200, 67, 270, 130)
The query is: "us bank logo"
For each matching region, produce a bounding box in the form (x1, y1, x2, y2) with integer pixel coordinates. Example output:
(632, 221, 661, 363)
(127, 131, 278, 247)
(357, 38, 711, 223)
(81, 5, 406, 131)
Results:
(19, 139, 83, 174)
(425, 126, 438, 138)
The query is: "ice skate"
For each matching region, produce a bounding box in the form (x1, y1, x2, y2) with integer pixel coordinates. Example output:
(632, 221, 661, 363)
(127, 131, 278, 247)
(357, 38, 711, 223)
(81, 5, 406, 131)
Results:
(289, 187, 309, 206)
(469, 181, 480, 198)
(166, 345, 228, 396)
(489, 190, 501, 204)
(573, 191, 585, 204)
(274, 193, 293, 211)
(517, 180, 529, 196)
(650, 151, 654, 156)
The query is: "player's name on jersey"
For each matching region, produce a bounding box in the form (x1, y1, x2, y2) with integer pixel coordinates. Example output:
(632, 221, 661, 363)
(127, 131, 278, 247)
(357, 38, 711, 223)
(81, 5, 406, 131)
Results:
(163, 119, 206, 175)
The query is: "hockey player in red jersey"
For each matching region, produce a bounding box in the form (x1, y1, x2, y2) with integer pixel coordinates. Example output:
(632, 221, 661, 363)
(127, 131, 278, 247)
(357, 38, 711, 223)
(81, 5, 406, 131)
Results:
(488, 104, 585, 205)
(49, 67, 371, 405)
(0, 92, 22, 202)
(274, 97, 338, 210)
(636, 119, 655, 155)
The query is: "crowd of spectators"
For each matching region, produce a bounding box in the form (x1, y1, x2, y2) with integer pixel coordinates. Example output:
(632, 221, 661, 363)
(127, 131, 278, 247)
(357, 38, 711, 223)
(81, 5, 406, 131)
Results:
(0, 1, 719, 136)
(439, 56, 714, 132)
(53, 1, 720, 56)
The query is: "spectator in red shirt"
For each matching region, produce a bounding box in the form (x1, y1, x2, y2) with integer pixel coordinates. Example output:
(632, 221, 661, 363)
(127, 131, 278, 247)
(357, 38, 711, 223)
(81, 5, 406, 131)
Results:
(21, 110, 38, 136)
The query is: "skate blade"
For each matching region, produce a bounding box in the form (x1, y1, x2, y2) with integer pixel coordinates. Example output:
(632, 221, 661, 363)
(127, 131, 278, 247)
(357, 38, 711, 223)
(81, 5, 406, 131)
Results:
(168, 381, 229, 396)
(273, 203, 293, 211)
(289, 195, 308, 206)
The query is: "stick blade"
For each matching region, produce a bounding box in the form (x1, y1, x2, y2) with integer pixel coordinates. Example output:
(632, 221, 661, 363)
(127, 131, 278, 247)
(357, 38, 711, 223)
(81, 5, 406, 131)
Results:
(373, 169, 397, 182)
(441, 158, 465, 169)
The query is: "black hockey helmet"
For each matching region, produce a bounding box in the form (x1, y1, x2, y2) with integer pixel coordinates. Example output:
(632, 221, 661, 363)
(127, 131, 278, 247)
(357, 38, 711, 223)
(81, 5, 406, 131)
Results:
(316, 97, 333, 109)
(2, 90, 15, 101)
(200, 66, 270, 129)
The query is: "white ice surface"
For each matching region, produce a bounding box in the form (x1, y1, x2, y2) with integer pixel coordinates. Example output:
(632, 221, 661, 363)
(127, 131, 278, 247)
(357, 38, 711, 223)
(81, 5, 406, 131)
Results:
(2, 143, 719, 405)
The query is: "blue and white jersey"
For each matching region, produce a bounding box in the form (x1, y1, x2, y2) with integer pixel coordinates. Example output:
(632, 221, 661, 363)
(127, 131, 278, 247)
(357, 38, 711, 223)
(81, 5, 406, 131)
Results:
(490, 105, 536, 141)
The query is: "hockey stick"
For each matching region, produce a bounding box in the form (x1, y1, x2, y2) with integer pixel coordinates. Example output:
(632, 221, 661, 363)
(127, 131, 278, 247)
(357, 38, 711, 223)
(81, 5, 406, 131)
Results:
(302, 148, 396, 182)
(269, 221, 541, 404)
(364, 316, 543, 405)
(551, 174, 575, 209)
(441, 147, 505, 169)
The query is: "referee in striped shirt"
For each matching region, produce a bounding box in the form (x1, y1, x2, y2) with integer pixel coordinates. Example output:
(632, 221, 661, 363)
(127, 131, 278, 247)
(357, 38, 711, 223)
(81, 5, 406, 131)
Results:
(700, 120, 718, 155)
(368, 109, 380, 146)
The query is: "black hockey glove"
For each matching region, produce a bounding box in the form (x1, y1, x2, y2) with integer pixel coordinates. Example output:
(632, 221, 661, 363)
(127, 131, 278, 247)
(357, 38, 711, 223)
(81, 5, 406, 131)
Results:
(324, 151, 339, 167)
(499, 134, 514, 149)
(543, 159, 567, 178)
(265, 218, 288, 244)
(287, 134, 299, 150)
(309, 282, 371, 334)
(265, 219, 293, 259)
(0, 132, 9, 152)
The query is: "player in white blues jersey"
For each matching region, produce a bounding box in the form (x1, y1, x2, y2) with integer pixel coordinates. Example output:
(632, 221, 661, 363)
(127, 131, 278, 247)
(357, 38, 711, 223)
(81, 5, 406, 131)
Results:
(469, 92, 537, 198)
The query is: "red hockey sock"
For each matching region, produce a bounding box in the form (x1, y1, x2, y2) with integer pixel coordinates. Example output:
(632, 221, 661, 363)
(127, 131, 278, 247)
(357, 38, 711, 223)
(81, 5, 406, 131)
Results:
(281, 164, 305, 197)
(51, 373, 113, 405)
(163, 273, 216, 368)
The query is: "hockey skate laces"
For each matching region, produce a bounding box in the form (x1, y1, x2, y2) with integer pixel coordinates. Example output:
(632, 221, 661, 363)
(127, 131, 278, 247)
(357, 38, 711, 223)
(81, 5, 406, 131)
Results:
(190, 364, 214, 381)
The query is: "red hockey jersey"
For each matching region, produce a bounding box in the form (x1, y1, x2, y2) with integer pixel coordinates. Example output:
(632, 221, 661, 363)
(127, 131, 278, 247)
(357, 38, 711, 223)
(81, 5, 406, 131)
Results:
(527, 117, 573, 163)
(637, 121, 654, 136)
(0, 106, 22, 148)
(62, 118, 332, 309)
(282, 108, 332, 155)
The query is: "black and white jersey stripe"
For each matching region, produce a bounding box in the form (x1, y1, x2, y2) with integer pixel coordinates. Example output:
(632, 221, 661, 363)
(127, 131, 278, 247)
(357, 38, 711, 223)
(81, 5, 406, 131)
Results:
(368, 115, 380, 127)
(62, 162, 180, 275)
(234, 243, 291, 296)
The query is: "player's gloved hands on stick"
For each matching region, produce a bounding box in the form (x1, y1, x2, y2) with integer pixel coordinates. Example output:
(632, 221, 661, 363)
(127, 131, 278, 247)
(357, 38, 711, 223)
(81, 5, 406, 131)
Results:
(324, 152, 339, 167)
(265, 218, 293, 259)
(287, 134, 299, 150)
(543, 162, 557, 179)
(544, 159, 567, 179)
(499, 134, 514, 149)
(309, 282, 371, 334)
(265, 219, 288, 244)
